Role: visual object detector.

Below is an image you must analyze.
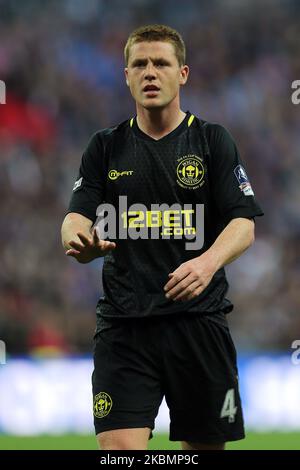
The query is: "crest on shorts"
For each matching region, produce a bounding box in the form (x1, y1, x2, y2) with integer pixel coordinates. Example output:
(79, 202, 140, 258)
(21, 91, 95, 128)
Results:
(93, 391, 113, 418)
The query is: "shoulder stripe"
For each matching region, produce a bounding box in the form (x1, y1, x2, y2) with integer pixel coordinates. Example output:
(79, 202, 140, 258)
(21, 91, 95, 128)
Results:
(188, 114, 195, 127)
(130, 117, 134, 128)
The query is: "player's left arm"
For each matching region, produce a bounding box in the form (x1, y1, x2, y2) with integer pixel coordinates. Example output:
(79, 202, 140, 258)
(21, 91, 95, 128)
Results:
(164, 123, 263, 302)
(164, 216, 254, 301)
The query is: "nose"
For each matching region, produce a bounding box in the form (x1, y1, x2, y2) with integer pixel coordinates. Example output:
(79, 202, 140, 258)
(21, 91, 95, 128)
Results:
(144, 62, 157, 80)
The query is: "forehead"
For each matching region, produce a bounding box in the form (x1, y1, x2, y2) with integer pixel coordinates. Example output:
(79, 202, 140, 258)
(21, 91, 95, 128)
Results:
(128, 41, 177, 62)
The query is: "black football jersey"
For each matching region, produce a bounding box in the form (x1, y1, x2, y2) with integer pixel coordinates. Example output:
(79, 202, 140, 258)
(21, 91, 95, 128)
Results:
(67, 111, 263, 322)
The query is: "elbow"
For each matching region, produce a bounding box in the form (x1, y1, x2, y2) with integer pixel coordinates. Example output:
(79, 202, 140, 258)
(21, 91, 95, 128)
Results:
(249, 231, 255, 247)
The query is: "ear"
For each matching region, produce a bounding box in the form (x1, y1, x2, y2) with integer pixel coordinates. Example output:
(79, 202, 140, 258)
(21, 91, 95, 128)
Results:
(124, 68, 129, 87)
(179, 65, 189, 86)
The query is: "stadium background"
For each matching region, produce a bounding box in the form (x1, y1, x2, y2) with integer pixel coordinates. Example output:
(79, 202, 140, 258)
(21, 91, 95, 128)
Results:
(0, 0, 299, 450)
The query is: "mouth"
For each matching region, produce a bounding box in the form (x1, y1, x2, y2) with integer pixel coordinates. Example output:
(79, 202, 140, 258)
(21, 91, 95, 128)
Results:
(143, 84, 160, 96)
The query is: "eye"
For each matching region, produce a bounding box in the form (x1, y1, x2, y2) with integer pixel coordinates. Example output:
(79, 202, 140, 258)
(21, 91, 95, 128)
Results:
(133, 62, 146, 68)
(156, 60, 171, 68)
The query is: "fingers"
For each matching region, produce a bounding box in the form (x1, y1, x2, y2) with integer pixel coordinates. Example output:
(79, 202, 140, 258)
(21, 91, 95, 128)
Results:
(164, 268, 189, 293)
(184, 284, 205, 301)
(77, 232, 91, 245)
(67, 232, 116, 263)
(98, 239, 116, 251)
(165, 276, 204, 302)
(92, 228, 116, 251)
(66, 248, 80, 257)
(173, 280, 202, 301)
(69, 240, 85, 251)
(165, 273, 197, 300)
(92, 227, 99, 244)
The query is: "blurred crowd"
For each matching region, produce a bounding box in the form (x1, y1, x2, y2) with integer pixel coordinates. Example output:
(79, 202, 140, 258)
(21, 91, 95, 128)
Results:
(0, 0, 299, 354)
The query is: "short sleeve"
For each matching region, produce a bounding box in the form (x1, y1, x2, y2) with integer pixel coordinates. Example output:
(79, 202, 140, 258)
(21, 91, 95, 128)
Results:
(67, 132, 105, 223)
(205, 123, 264, 224)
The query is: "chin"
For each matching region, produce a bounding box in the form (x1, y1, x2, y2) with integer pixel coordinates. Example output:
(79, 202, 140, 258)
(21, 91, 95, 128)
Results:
(143, 104, 162, 110)
(142, 100, 164, 110)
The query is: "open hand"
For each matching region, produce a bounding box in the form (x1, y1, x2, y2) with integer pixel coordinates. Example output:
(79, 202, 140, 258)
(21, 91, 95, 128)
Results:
(66, 228, 116, 263)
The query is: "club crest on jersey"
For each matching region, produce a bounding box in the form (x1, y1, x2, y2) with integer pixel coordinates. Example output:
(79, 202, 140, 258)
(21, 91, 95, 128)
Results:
(93, 392, 113, 418)
(234, 165, 254, 196)
(176, 155, 205, 189)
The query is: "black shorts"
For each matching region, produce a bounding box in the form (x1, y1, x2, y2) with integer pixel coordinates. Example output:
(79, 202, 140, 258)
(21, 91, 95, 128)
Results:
(92, 312, 245, 444)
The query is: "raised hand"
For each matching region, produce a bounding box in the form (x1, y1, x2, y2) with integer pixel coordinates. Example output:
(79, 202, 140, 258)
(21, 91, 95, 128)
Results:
(66, 228, 116, 263)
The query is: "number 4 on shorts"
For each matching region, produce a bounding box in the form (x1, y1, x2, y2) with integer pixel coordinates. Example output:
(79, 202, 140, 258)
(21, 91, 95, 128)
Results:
(220, 388, 237, 423)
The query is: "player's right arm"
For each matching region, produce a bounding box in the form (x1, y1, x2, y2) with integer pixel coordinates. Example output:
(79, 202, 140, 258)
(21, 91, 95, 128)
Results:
(61, 131, 116, 263)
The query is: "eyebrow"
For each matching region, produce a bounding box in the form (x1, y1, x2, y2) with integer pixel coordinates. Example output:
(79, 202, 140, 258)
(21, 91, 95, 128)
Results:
(131, 57, 172, 67)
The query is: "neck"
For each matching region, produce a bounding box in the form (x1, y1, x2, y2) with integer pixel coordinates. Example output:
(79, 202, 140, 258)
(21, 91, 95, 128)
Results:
(136, 101, 186, 140)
